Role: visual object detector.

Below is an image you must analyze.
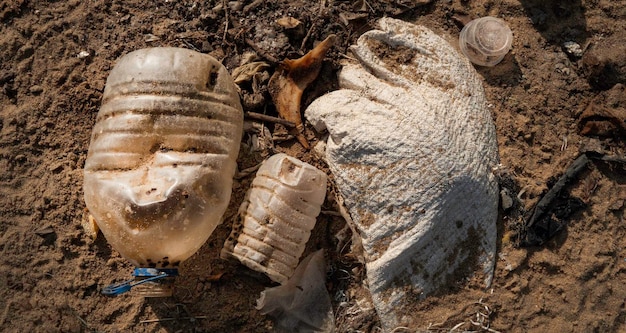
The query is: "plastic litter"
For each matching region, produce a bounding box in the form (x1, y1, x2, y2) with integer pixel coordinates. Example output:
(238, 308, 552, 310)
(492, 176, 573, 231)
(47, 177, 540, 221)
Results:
(83, 47, 243, 296)
(304, 18, 499, 330)
(256, 250, 335, 333)
(459, 16, 513, 66)
(222, 153, 327, 284)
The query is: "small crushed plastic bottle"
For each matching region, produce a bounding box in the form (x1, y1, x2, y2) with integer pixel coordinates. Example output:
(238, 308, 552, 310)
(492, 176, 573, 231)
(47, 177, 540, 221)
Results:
(84, 47, 243, 296)
(459, 16, 513, 67)
(221, 153, 327, 284)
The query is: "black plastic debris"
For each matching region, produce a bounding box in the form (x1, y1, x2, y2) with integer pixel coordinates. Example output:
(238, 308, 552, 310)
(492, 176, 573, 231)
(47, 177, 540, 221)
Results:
(523, 151, 626, 246)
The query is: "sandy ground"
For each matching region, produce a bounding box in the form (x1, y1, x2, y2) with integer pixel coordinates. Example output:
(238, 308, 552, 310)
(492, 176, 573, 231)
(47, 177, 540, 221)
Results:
(1, 0, 625, 332)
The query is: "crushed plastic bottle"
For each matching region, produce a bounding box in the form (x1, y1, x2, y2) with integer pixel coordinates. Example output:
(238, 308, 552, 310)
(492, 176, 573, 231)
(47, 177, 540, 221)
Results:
(221, 153, 327, 284)
(83, 47, 243, 296)
(459, 16, 513, 67)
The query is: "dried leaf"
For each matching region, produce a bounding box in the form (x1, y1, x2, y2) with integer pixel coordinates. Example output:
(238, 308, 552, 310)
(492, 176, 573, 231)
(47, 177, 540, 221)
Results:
(34, 225, 55, 236)
(276, 17, 302, 29)
(206, 272, 225, 282)
(579, 102, 626, 138)
(81, 210, 100, 241)
(268, 34, 336, 149)
(143, 34, 160, 42)
(232, 61, 271, 85)
(338, 12, 368, 26)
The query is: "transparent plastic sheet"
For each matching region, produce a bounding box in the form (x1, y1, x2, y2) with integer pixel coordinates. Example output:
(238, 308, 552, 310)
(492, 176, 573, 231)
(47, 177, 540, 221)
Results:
(256, 250, 335, 333)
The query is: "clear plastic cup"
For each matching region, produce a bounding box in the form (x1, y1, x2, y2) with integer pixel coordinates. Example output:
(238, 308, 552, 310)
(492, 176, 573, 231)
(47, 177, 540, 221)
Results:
(459, 17, 513, 67)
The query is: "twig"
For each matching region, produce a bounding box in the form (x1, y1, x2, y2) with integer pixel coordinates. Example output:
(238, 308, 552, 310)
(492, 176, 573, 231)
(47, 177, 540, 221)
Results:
(74, 313, 89, 328)
(245, 111, 295, 127)
(524, 151, 626, 245)
(318, 0, 326, 15)
(525, 154, 589, 229)
(68, 307, 90, 329)
(140, 316, 208, 324)
(0, 300, 13, 327)
(450, 322, 465, 331)
(338, 52, 358, 61)
(516, 185, 530, 200)
(244, 38, 278, 64)
(178, 38, 200, 52)
(321, 210, 343, 217)
(272, 133, 295, 143)
(363, 0, 374, 12)
(592, 154, 626, 164)
(301, 21, 317, 51)
(222, 0, 229, 45)
(235, 163, 263, 179)
(469, 320, 502, 333)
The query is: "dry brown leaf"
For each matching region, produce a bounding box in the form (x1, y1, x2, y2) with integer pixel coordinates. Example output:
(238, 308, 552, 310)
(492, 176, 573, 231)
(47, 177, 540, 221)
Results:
(579, 102, 626, 138)
(81, 210, 100, 241)
(268, 34, 336, 149)
(232, 61, 270, 85)
(206, 272, 225, 282)
(276, 17, 302, 29)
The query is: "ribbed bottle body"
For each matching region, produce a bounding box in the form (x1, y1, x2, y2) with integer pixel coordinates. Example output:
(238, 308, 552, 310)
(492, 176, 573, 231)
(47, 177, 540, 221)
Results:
(84, 47, 243, 268)
(222, 154, 327, 283)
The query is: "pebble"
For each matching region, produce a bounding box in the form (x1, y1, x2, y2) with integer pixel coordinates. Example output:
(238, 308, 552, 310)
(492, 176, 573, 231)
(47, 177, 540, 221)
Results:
(563, 41, 583, 58)
(500, 188, 514, 211)
(77, 51, 90, 59)
(555, 63, 571, 76)
(29, 85, 43, 94)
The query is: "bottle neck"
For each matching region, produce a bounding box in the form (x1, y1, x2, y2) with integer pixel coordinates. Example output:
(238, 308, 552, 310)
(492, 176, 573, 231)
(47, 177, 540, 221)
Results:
(132, 268, 178, 297)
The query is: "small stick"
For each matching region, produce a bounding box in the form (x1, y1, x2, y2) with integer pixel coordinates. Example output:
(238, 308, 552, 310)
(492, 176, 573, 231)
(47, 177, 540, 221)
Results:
(68, 307, 90, 329)
(235, 163, 263, 179)
(592, 154, 626, 164)
(0, 300, 13, 327)
(318, 0, 326, 14)
(300, 21, 317, 51)
(178, 38, 200, 52)
(245, 112, 295, 128)
(140, 316, 208, 324)
(74, 313, 89, 328)
(222, 0, 229, 44)
(524, 151, 625, 245)
(450, 322, 465, 330)
(244, 38, 278, 64)
(272, 134, 295, 143)
(321, 210, 343, 217)
(526, 154, 590, 229)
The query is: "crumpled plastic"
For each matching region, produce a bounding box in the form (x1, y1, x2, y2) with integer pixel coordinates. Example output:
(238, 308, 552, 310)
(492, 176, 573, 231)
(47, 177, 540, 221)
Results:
(256, 250, 335, 333)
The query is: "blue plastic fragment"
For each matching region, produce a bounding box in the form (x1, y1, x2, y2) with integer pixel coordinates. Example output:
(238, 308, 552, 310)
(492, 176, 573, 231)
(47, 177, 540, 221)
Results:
(101, 268, 178, 296)
(133, 267, 179, 277)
